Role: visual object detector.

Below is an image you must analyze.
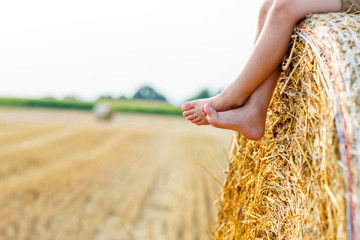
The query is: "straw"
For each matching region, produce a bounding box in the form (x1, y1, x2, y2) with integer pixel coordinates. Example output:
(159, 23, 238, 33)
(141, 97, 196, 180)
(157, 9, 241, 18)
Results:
(213, 12, 360, 240)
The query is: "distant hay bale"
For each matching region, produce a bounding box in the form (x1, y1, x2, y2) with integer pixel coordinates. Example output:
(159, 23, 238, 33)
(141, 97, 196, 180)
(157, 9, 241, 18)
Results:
(93, 103, 113, 120)
(214, 13, 360, 239)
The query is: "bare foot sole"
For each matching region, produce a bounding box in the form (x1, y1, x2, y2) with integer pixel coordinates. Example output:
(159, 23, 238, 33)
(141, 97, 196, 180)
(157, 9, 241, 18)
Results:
(203, 104, 265, 141)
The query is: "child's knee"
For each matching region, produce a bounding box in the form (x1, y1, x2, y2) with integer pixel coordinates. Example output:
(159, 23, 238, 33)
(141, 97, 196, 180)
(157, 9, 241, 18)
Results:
(270, 0, 304, 22)
(260, 0, 274, 16)
(259, 0, 274, 20)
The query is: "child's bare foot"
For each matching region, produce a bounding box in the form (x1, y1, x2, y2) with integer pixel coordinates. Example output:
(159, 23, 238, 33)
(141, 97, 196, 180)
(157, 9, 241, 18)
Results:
(183, 107, 208, 125)
(202, 103, 266, 141)
(182, 90, 249, 125)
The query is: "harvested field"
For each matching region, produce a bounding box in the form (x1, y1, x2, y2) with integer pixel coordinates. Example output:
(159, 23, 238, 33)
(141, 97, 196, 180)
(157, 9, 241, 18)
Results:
(0, 107, 231, 240)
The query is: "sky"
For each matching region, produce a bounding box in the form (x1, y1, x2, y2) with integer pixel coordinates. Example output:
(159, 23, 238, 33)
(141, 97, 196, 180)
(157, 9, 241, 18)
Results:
(0, 0, 262, 105)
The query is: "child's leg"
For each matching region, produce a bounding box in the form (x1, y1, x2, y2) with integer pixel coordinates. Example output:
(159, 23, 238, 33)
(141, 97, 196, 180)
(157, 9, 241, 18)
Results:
(203, 0, 280, 140)
(203, 67, 281, 140)
(183, 0, 342, 125)
(183, 0, 275, 125)
(185, 0, 276, 126)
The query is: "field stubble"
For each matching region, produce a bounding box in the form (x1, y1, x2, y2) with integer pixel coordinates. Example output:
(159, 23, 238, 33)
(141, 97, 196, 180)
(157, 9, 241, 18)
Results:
(0, 108, 231, 240)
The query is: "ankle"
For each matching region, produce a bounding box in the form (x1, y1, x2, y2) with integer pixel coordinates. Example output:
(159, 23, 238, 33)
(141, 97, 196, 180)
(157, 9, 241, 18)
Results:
(217, 89, 249, 108)
(246, 102, 267, 118)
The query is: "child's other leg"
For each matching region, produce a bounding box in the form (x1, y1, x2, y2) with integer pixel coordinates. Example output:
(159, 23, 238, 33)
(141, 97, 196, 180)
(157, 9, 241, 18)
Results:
(203, 0, 280, 140)
(203, 67, 281, 140)
(182, 0, 274, 126)
(183, 0, 342, 126)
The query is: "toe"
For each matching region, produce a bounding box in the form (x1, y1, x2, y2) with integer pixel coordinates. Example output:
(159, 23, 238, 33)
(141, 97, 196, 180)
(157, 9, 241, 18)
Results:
(183, 109, 195, 117)
(186, 114, 197, 120)
(201, 105, 207, 116)
(203, 104, 220, 126)
(196, 119, 208, 125)
(182, 102, 194, 111)
(203, 104, 215, 116)
(191, 117, 200, 123)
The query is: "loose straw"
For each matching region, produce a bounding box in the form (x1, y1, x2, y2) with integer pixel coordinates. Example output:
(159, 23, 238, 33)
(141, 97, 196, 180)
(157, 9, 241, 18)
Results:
(213, 12, 360, 240)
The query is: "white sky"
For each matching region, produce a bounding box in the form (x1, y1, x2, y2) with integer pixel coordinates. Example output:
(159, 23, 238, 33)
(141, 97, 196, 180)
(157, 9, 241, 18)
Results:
(0, 0, 262, 105)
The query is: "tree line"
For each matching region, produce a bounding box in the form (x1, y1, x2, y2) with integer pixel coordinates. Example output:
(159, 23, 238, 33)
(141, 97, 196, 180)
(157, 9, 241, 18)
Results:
(98, 85, 220, 103)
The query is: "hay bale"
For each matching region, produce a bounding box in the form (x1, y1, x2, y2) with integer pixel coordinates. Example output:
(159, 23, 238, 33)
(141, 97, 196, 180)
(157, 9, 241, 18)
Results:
(93, 103, 113, 120)
(214, 13, 360, 240)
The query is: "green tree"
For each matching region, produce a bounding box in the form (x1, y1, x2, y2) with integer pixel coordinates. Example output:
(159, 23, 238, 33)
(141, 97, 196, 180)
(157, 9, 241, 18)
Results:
(133, 86, 167, 102)
(187, 88, 211, 101)
(63, 95, 81, 102)
(118, 95, 128, 100)
(98, 94, 114, 101)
